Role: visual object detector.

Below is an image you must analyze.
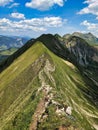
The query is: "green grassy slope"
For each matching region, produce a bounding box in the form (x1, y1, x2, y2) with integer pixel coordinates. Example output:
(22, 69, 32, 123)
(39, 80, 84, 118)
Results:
(0, 42, 98, 130)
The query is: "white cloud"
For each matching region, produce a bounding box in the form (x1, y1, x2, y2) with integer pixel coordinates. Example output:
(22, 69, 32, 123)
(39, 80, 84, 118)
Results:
(8, 3, 20, 8)
(0, 17, 66, 33)
(25, 0, 66, 11)
(81, 20, 98, 36)
(78, 0, 98, 19)
(81, 20, 96, 29)
(0, 0, 13, 6)
(10, 12, 25, 19)
(78, 0, 98, 36)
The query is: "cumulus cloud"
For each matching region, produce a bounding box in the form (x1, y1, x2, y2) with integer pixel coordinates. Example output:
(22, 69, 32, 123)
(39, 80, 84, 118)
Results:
(81, 20, 96, 29)
(78, 1, 98, 36)
(0, 17, 66, 33)
(78, 0, 98, 19)
(81, 20, 98, 35)
(10, 12, 25, 19)
(25, 0, 66, 11)
(0, 0, 13, 6)
(8, 3, 20, 8)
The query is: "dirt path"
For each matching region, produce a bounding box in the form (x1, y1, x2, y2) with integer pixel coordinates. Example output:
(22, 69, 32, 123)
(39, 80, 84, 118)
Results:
(29, 59, 55, 130)
(29, 93, 47, 130)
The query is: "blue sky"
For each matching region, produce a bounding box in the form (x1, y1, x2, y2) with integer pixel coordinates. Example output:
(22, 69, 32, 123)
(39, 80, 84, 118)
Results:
(0, 0, 98, 37)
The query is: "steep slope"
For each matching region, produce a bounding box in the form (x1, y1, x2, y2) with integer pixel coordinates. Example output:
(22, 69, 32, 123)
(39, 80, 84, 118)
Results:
(55, 33, 98, 69)
(64, 36, 98, 107)
(65, 36, 98, 67)
(0, 34, 68, 73)
(0, 40, 98, 130)
(55, 34, 98, 83)
(38, 34, 68, 59)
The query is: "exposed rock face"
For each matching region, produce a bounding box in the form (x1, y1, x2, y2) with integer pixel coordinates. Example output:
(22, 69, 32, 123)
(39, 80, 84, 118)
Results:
(65, 36, 98, 67)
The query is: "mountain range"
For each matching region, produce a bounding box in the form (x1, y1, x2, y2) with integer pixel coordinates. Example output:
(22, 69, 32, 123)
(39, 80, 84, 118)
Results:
(0, 33, 98, 130)
(63, 32, 98, 46)
(0, 35, 30, 63)
(0, 35, 30, 51)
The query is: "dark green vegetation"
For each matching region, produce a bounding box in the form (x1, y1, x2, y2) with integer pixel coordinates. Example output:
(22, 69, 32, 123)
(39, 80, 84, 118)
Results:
(0, 34, 98, 130)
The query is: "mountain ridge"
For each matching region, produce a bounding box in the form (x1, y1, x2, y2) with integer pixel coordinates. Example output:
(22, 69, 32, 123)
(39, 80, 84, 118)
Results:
(0, 33, 98, 130)
(1, 33, 98, 73)
(64, 32, 98, 46)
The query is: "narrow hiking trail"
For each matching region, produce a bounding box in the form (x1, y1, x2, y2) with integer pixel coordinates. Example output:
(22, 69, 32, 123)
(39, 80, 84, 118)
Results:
(29, 58, 76, 130)
(29, 59, 55, 130)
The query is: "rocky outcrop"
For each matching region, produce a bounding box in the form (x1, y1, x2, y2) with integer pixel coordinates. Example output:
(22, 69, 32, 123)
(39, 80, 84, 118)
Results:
(65, 36, 98, 68)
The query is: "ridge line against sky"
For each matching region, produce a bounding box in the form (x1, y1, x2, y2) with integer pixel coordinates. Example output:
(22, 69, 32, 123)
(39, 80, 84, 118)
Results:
(0, 0, 98, 37)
